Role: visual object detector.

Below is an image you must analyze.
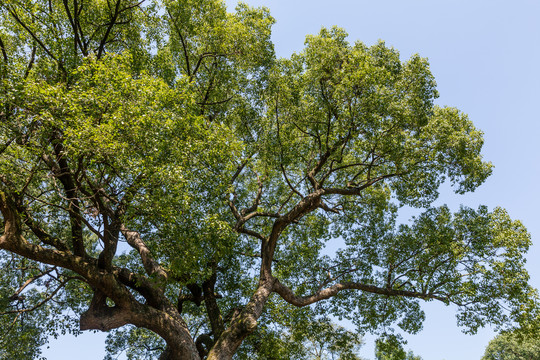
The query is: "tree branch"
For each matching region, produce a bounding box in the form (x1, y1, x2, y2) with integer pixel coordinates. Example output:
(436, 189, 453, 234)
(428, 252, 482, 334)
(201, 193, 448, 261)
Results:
(202, 271, 225, 338)
(195, 333, 213, 359)
(0, 35, 7, 64)
(79, 290, 131, 331)
(21, 208, 70, 252)
(23, 42, 36, 79)
(96, 0, 121, 59)
(281, 164, 303, 198)
(323, 173, 403, 196)
(272, 278, 447, 307)
(8, 267, 56, 301)
(120, 225, 167, 282)
(166, 8, 191, 77)
(62, 0, 85, 55)
(50, 138, 86, 257)
(5, 6, 66, 75)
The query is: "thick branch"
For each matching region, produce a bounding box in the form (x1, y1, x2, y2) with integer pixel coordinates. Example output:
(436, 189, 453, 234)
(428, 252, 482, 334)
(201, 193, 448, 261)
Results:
(114, 266, 162, 307)
(98, 174, 144, 270)
(207, 280, 274, 360)
(272, 278, 447, 307)
(0, 35, 7, 64)
(195, 333, 213, 359)
(80, 290, 131, 331)
(120, 225, 167, 282)
(1, 192, 137, 308)
(259, 190, 324, 281)
(47, 139, 86, 257)
(98, 218, 119, 270)
(238, 227, 266, 242)
(22, 209, 70, 252)
(202, 272, 225, 338)
(2, 190, 199, 358)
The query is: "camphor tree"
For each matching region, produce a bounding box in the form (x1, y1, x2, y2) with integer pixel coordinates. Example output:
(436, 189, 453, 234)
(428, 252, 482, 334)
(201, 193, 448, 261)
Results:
(0, 0, 538, 359)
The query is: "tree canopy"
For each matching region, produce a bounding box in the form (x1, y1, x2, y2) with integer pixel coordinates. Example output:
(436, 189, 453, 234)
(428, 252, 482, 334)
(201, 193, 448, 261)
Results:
(0, 1, 538, 359)
(375, 336, 422, 360)
(482, 331, 540, 360)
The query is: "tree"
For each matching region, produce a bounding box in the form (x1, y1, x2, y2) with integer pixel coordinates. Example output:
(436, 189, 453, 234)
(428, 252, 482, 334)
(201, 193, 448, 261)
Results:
(482, 331, 540, 360)
(375, 336, 422, 360)
(0, 1, 537, 359)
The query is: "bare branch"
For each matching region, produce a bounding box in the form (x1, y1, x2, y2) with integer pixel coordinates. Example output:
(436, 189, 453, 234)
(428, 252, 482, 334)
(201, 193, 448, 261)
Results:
(228, 191, 241, 221)
(318, 201, 340, 214)
(231, 159, 249, 184)
(238, 227, 267, 242)
(192, 52, 230, 80)
(202, 270, 225, 338)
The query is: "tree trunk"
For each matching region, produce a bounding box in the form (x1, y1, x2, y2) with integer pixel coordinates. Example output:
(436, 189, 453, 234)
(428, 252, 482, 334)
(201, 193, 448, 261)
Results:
(206, 281, 274, 360)
(140, 304, 202, 360)
(158, 346, 200, 360)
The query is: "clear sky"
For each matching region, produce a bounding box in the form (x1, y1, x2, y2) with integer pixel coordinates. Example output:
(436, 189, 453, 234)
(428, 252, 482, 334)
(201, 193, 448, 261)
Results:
(41, 1, 540, 359)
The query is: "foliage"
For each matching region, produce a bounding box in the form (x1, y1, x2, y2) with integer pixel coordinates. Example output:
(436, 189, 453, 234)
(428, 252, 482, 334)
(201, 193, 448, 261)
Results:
(375, 335, 422, 360)
(0, 0, 538, 359)
(0, 253, 50, 360)
(482, 331, 540, 360)
(237, 310, 364, 360)
(105, 326, 166, 360)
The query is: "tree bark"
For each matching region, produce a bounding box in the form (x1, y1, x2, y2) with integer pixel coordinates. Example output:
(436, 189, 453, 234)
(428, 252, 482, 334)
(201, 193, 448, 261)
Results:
(206, 280, 274, 360)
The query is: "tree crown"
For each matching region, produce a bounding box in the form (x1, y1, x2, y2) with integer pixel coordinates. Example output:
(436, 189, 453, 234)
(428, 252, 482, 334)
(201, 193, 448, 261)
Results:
(0, 1, 538, 359)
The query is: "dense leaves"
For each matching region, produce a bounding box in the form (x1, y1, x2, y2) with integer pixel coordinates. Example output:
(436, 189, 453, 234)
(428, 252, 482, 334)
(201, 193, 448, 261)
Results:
(482, 331, 540, 360)
(375, 335, 422, 360)
(0, 0, 538, 359)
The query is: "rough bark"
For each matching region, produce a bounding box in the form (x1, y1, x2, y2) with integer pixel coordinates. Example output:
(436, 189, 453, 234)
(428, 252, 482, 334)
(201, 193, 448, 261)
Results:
(206, 280, 274, 360)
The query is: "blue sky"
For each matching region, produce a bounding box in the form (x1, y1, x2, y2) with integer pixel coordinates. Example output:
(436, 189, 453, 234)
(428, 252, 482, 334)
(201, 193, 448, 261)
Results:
(42, 1, 540, 359)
